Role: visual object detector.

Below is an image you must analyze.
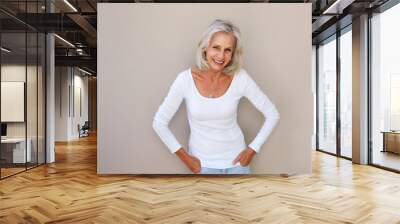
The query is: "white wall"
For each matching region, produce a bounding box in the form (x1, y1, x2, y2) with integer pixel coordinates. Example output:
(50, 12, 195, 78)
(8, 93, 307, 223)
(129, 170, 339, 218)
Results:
(72, 72, 89, 138)
(55, 67, 89, 141)
(55, 67, 70, 141)
(98, 3, 313, 174)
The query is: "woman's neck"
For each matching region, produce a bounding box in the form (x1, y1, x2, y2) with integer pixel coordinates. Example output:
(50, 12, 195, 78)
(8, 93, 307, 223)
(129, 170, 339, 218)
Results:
(206, 69, 223, 81)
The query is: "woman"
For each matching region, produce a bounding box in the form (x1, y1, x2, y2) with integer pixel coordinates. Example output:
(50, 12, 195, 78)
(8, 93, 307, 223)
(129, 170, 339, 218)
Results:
(153, 19, 280, 174)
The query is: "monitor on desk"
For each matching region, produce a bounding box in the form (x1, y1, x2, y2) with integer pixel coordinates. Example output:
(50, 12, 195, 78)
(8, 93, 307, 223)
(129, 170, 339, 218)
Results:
(1, 123, 7, 138)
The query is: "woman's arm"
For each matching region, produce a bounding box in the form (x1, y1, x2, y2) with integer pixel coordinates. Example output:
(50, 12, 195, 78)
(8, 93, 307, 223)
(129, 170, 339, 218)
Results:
(152, 72, 201, 173)
(242, 71, 280, 153)
(152, 73, 186, 153)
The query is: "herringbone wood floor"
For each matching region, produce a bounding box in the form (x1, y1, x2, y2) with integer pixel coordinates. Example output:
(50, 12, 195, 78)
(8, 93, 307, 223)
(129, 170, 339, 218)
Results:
(1, 134, 400, 224)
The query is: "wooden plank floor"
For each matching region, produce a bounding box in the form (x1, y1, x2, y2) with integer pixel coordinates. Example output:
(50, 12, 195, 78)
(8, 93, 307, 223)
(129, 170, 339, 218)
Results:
(1, 134, 400, 224)
(1, 167, 26, 178)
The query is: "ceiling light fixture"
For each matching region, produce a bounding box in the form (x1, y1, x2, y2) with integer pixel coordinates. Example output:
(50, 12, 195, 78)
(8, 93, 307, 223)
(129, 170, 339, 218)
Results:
(1, 47, 11, 53)
(54, 34, 75, 48)
(78, 67, 93, 76)
(76, 48, 84, 55)
(322, 0, 355, 14)
(63, 0, 78, 12)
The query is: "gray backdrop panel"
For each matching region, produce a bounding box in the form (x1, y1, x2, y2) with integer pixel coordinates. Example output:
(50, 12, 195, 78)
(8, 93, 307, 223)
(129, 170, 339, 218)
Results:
(98, 3, 313, 174)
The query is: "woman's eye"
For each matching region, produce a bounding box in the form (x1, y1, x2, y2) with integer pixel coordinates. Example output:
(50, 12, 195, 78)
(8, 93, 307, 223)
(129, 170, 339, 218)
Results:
(213, 46, 220, 49)
(225, 49, 232, 52)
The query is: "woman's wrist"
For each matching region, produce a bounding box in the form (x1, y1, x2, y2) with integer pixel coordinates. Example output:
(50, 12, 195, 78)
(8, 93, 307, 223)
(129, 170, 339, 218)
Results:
(175, 148, 190, 162)
(247, 147, 256, 154)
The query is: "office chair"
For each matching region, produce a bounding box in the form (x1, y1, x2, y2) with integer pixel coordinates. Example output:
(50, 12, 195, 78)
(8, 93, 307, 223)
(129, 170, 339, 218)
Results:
(79, 121, 90, 138)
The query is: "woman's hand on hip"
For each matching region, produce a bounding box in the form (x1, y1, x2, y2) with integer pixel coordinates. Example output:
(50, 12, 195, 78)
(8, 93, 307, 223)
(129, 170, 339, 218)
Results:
(185, 155, 201, 173)
(175, 148, 201, 173)
(233, 147, 256, 166)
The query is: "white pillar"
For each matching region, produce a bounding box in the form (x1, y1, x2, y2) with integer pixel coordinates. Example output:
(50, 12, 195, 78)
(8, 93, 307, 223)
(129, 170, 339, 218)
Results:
(45, 0, 55, 163)
(352, 14, 369, 164)
(46, 33, 55, 163)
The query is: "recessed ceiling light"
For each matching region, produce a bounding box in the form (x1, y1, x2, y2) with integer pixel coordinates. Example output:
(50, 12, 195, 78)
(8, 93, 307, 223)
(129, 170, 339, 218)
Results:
(322, 0, 354, 15)
(54, 34, 75, 48)
(63, 0, 78, 12)
(78, 67, 93, 76)
(1, 47, 11, 53)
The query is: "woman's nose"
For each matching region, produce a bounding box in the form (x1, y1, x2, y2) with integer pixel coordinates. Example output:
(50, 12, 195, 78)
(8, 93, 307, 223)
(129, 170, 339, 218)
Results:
(216, 50, 224, 58)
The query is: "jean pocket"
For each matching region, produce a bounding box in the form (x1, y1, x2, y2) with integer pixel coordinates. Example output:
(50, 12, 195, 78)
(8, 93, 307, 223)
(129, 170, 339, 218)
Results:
(229, 165, 250, 174)
(238, 163, 249, 168)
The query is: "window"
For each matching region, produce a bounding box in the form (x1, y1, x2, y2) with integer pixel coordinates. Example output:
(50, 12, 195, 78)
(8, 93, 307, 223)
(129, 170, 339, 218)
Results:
(371, 2, 400, 171)
(340, 28, 352, 158)
(318, 36, 337, 154)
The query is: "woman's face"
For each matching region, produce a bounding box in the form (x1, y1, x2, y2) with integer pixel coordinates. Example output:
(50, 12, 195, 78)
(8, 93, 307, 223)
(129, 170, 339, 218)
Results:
(204, 32, 235, 72)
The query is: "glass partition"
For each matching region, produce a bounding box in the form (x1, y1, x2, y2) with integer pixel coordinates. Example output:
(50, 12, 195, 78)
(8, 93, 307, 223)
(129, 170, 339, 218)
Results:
(0, 1, 46, 179)
(0, 31, 28, 177)
(317, 36, 337, 154)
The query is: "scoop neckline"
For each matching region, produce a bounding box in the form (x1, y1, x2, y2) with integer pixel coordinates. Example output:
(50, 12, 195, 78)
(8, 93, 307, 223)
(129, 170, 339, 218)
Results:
(189, 68, 236, 100)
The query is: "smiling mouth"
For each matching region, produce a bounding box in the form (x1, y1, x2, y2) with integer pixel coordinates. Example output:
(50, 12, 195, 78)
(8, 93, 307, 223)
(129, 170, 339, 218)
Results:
(213, 59, 224, 65)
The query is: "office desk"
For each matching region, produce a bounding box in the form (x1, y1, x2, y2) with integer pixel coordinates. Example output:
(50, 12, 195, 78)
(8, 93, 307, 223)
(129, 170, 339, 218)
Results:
(1, 138, 31, 163)
(382, 131, 400, 154)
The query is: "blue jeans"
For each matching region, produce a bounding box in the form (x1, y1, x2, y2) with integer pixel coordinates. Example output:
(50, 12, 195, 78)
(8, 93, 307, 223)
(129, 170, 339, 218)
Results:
(200, 166, 251, 174)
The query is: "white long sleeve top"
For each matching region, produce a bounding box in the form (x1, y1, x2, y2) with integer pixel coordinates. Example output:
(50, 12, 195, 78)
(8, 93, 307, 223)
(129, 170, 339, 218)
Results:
(153, 68, 280, 169)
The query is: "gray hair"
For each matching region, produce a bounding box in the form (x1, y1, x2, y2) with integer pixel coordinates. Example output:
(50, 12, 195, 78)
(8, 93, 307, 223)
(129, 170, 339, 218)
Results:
(195, 19, 243, 75)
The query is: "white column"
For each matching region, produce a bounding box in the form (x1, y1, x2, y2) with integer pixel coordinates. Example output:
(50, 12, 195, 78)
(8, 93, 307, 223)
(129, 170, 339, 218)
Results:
(352, 14, 369, 164)
(46, 32, 55, 163)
